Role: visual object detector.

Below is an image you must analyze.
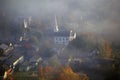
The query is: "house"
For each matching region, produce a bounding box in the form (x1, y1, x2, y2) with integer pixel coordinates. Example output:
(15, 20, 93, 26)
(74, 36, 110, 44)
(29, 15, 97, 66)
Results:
(0, 43, 13, 56)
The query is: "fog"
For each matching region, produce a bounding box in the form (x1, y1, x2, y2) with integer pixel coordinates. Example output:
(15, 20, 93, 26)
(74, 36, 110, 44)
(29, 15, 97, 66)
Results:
(0, 0, 120, 79)
(1, 0, 120, 41)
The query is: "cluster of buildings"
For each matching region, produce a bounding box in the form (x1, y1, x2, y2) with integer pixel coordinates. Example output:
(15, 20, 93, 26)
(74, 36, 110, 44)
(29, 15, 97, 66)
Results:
(0, 15, 77, 71)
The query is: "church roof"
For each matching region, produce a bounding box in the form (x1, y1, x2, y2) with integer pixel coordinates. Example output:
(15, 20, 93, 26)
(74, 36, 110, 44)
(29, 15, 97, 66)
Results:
(54, 31, 71, 37)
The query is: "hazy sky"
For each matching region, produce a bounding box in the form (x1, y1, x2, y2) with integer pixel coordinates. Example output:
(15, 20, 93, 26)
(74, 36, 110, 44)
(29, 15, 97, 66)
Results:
(1, 0, 120, 42)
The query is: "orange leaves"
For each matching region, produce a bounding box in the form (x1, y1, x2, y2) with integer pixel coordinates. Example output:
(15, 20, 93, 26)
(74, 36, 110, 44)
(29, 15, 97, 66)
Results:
(59, 73, 68, 80)
(38, 65, 89, 80)
(63, 66, 74, 74)
(38, 65, 44, 78)
(105, 41, 112, 58)
(60, 66, 81, 80)
(105, 41, 112, 54)
(44, 66, 53, 73)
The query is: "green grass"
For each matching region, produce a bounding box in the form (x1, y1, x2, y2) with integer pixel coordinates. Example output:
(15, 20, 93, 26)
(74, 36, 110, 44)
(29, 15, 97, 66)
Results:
(12, 72, 39, 80)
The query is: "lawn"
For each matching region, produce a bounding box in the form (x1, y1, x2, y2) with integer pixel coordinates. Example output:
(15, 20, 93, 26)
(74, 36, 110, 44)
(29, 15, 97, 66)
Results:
(12, 72, 39, 80)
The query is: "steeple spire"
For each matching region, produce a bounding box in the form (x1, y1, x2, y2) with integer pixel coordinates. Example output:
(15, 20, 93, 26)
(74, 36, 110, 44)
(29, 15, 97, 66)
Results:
(54, 15, 59, 32)
(24, 19, 28, 28)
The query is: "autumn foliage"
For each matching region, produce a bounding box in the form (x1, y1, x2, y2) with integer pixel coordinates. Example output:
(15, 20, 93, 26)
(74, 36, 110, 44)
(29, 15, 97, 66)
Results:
(105, 41, 112, 58)
(38, 65, 89, 80)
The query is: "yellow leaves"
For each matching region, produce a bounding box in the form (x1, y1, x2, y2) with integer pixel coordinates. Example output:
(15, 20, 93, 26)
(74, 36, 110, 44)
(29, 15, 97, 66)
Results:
(63, 66, 74, 74)
(105, 41, 112, 53)
(38, 65, 89, 80)
(104, 41, 112, 58)
(61, 66, 82, 80)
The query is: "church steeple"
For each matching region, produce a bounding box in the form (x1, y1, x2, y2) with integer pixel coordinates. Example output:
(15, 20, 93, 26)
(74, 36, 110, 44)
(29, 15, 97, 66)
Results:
(54, 15, 59, 32)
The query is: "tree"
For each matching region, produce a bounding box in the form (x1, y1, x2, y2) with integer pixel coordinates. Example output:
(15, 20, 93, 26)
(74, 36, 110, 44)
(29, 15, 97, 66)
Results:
(38, 65, 44, 80)
(104, 41, 112, 58)
(38, 65, 89, 80)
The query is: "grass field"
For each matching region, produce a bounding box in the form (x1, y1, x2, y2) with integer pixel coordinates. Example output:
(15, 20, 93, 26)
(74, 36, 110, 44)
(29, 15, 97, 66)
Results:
(12, 72, 39, 80)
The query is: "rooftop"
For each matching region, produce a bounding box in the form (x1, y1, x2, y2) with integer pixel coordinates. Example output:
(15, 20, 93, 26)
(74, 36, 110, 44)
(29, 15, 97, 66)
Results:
(54, 31, 71, 37)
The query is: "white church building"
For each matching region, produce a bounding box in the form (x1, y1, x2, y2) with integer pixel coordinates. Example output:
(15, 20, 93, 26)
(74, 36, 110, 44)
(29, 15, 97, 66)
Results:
(53, 16, 76, 46)
(54, 30, 76, 45)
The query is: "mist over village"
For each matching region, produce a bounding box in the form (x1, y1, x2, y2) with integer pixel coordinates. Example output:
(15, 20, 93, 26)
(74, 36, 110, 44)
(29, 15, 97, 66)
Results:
(0, 0, 120, 80)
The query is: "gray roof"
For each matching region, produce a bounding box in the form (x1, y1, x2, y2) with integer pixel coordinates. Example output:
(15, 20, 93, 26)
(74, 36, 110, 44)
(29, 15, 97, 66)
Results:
(54, 31, 71, 37)
(44, 29, 75, 37)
